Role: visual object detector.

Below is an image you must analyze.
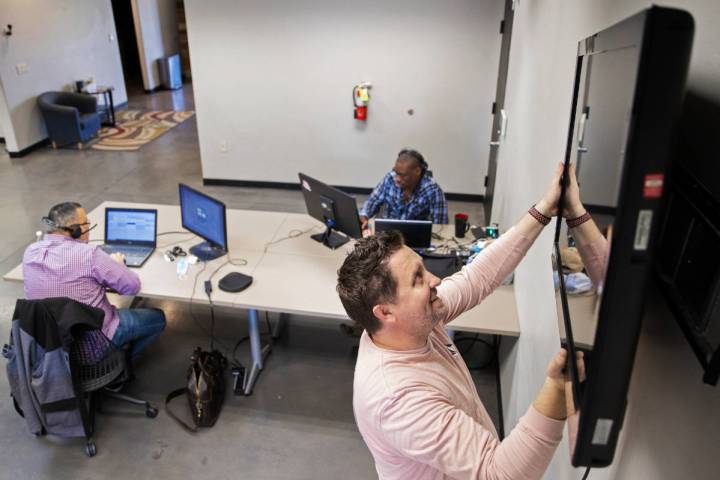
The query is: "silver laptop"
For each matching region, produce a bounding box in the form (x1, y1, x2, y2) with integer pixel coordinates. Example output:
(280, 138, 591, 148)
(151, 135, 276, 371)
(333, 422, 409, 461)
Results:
(100, 208, 157, 267)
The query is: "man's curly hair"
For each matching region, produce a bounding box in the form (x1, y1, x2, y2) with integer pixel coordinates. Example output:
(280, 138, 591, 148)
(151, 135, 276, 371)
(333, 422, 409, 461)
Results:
(336, 230, 405, 334)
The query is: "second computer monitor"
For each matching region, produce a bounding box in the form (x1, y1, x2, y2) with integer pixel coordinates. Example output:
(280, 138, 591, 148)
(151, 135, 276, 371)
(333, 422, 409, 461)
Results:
(298, 173, 362, 249)
(179, 183, 228, 261)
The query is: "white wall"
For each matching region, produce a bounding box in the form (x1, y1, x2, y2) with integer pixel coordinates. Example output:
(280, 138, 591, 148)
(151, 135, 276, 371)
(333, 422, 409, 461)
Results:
(184, 0, 505, 195)
(0, 79, 7, 140)
(132, 0, 180, 91)
(0, 0, 127, 153)
(492, 0, 720, 478)
(613, 288, 720, 478)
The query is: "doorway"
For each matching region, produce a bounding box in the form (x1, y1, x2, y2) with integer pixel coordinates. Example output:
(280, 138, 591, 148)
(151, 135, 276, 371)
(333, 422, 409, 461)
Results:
(111, 0, 144, 95)
(484, 0, 515, 223)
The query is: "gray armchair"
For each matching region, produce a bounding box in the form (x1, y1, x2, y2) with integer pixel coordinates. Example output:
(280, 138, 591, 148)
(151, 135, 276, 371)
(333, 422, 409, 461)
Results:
(37, 92, 101, 149)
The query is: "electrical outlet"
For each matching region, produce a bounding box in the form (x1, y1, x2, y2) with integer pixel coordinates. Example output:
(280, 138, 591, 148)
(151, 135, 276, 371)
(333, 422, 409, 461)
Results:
(15, 63, 28, 75)
(219, 141, 228, 153)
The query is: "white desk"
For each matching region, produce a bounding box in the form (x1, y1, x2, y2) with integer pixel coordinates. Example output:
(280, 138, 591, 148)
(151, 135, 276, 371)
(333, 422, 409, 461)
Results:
(4, 201, 520, 393)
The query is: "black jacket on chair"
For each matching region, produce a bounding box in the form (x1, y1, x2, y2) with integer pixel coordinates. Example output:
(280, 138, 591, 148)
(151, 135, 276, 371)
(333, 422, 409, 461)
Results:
(4, 298, 103, 437)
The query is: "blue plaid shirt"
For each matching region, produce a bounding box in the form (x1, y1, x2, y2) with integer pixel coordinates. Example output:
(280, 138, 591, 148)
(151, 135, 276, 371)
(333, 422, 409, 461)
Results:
(360, 171, 448, 224)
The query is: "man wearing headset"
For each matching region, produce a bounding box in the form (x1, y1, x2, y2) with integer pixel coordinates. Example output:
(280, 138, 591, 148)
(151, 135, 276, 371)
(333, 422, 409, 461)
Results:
(359, 149, 448, 234)
(22, 202, 166, 362)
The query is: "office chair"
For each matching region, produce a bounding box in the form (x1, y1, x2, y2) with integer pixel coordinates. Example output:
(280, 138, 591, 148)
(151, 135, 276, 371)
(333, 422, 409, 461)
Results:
(70, 329, 158, 457)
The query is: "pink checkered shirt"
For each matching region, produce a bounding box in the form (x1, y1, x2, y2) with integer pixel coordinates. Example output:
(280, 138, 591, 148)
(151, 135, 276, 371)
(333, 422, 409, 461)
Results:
(22, 234, 141, 340)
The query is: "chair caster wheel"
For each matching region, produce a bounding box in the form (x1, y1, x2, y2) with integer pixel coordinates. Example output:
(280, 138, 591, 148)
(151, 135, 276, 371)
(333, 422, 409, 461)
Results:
(146, 406, 158, 418)
(86, 441, 97, 457)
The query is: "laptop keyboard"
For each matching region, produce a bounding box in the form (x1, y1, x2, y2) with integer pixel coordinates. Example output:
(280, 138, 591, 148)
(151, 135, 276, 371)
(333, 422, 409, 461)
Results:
(100, 245, 153, 265)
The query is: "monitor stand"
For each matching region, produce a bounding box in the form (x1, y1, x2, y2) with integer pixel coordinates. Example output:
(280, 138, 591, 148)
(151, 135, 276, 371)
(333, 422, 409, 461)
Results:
(311, 226, 349, 249)
(190, 241, 227, 262)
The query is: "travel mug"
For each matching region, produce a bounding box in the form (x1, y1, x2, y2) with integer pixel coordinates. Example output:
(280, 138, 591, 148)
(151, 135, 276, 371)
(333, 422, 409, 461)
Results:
(454, 213, 470, 238)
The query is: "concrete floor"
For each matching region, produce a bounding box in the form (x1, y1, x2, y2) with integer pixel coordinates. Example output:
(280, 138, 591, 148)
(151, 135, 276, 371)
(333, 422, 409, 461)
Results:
(0, 85, 495, 479)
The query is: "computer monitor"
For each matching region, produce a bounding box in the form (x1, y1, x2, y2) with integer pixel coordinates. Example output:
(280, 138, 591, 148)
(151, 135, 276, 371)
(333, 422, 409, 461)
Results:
(179, 183, 228, 261)
(298, 173, 362, 249)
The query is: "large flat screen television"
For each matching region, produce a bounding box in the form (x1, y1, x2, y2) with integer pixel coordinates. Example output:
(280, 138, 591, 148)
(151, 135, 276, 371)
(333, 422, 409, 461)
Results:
(552, 7, 693, 468)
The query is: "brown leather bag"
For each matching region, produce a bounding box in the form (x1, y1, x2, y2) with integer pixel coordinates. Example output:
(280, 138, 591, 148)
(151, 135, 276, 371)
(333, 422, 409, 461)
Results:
(166, 347, 227, 432)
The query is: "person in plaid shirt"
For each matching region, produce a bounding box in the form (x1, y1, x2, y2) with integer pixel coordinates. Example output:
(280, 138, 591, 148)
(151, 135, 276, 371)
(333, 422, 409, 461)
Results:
(359, 149, 448, 233)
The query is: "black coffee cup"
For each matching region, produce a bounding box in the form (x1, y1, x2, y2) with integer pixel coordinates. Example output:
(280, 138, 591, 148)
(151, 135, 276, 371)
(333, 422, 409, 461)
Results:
(454, 213, 470, 238)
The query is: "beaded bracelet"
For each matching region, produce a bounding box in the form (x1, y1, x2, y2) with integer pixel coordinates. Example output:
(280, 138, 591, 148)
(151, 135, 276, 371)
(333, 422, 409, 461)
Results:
(567, 211, 592, 228)
(528, 205, 551, 226)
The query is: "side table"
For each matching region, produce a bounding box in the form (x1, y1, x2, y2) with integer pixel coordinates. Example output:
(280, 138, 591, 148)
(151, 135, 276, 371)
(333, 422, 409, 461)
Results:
(86, 86, 116, 127)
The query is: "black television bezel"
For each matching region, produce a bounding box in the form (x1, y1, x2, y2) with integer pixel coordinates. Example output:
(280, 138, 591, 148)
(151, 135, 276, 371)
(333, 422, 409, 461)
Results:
(298, 173, 362, 240)
(178, 183, 228, 250)
(555, 7, 693, 468)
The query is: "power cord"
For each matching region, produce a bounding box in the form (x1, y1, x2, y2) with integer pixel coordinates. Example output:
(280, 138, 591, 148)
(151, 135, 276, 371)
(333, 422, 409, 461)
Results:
(204, 279, 216, 351)
(156, 232, 197, 249)
(207, 256, 249, 284)
(263, 226, 321, 253)
(189, 256, 252, 371)
(187, 261, 241, 368)
(581, 466, 591, 479)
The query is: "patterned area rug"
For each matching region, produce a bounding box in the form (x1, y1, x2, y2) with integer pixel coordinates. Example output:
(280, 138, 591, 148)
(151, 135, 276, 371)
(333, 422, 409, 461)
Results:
(91, 110, 194, 151)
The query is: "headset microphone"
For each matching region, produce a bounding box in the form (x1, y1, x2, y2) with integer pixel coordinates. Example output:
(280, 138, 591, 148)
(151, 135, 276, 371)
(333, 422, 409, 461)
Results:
(41, 216, 96, 239)
(76, 223, 97, 238)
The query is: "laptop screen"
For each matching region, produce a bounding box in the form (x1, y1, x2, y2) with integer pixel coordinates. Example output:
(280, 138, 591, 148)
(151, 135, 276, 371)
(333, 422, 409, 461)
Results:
(374, 219, 432, 249)
(105, 208, 157, 246)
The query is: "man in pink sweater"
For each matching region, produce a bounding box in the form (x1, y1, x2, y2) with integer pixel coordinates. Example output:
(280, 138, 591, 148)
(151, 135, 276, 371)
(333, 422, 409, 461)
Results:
(337, 165, 583, 479)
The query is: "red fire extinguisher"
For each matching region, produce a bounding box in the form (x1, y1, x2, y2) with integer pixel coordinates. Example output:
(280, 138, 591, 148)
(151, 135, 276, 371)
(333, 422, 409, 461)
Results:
(353, 83, 371, 121)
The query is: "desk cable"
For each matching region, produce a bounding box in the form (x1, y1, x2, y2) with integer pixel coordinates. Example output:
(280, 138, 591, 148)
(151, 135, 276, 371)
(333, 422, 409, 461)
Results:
(203, 255, 274, 371)
(189, 255, 254, 370)
(155, 231, 197, 249)
(188, 261, 241, 369)
(581, 467, 591, 480)
(263, 226, 322, 253)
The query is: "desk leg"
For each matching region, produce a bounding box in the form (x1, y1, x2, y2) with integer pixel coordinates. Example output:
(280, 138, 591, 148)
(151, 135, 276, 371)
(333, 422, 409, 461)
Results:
(272, 312, 288, 339)
(242, 309, 271, 396)
(107, 89, 116, 126)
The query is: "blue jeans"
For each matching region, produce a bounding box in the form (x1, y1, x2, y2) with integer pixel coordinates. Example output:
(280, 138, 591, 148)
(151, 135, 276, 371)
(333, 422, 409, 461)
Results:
(112, 309, 166, 359)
